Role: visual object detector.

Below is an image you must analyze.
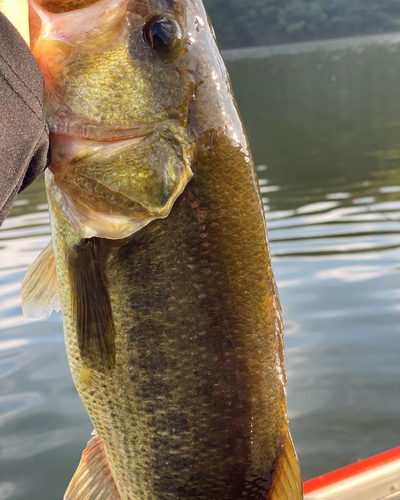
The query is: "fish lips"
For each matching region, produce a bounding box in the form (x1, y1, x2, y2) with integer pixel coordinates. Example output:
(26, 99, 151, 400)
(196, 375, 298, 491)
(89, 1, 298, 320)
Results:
(48, 126, 195, 240)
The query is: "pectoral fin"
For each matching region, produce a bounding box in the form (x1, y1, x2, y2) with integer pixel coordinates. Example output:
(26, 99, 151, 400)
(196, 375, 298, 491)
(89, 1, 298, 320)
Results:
(66, 239, 116, 372)
(64, 432, 121, 500)
(267, 428, 303, 499)
(20, 242, 61, 319)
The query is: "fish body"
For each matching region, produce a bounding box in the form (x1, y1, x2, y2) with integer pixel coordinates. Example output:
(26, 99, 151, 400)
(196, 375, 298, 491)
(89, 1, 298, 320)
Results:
(23, 0, 303, 498)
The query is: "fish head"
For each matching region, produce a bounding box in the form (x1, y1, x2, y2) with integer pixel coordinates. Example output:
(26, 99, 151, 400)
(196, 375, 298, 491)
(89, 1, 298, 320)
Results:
(30, 0, 244, 239)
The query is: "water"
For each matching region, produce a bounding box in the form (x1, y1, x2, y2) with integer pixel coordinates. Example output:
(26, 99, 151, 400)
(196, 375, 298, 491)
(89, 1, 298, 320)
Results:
(1, 33, 400, 498)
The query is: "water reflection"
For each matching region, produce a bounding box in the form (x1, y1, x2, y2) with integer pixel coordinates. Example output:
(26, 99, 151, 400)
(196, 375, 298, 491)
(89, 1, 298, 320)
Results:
(0, 32, 400, 499)
(227, 33, 400, 482)
(0, 484, 15, 500)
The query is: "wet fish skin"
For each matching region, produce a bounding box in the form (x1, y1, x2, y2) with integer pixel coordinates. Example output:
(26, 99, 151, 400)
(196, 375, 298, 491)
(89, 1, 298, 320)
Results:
(26, 0, 303, 498)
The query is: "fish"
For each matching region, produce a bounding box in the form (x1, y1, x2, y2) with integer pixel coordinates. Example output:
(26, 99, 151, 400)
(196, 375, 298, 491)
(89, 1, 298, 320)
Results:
(22, 0, 303, 498)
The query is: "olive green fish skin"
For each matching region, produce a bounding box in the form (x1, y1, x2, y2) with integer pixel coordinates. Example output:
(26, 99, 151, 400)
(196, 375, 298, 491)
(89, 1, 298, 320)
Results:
(32, 0, 302, 497)
(48, 133, 294, 499)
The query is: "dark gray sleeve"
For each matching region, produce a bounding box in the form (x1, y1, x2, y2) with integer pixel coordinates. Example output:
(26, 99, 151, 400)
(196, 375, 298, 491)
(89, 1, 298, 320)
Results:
(0, 12, 50, 226)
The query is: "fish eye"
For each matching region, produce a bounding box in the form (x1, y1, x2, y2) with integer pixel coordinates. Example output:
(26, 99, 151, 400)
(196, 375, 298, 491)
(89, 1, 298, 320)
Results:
(143, 16, 181, 52)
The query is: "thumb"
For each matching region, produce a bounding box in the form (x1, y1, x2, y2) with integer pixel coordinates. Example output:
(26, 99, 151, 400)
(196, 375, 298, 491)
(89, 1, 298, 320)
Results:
(0, 0, 30, 46)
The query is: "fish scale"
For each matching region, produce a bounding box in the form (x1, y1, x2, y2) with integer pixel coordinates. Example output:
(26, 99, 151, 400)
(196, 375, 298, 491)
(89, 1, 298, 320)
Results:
(22, 0, 303, 498)
(46, 134, 290, 498)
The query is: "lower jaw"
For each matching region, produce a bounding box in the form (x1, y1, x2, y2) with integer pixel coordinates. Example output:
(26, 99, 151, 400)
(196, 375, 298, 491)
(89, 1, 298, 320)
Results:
(49, 132, 150, 174)
(66, 206, 156, 240)
(46, 170, 156, 240)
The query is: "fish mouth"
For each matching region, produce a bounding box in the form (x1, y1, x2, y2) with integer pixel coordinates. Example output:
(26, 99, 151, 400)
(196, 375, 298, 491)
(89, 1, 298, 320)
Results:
(46, 169, 156, 240)
(47, 122, 195, 240)
(49, 129, 153, 174)
(49, 125, 154, 144)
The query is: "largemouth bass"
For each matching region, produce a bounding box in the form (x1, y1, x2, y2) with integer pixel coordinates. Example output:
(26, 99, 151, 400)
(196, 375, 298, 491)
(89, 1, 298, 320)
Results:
(22, 0, 303, 498)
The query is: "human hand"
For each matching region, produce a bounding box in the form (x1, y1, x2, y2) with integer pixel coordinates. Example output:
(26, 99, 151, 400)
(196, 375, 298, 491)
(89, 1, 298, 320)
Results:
(0, 0, 30, 45)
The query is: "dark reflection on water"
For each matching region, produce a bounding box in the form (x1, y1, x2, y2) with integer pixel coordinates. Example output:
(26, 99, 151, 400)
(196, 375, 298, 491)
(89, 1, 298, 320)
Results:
(1, 33, 400, 499)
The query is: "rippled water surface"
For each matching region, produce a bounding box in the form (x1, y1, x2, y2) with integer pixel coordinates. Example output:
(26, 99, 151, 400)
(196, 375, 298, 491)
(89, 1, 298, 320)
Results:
(1, 34, 400, 499)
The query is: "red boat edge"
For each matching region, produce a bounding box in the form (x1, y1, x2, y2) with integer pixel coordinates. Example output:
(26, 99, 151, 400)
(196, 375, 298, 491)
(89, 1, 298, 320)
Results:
(304, 446, 400, 496)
